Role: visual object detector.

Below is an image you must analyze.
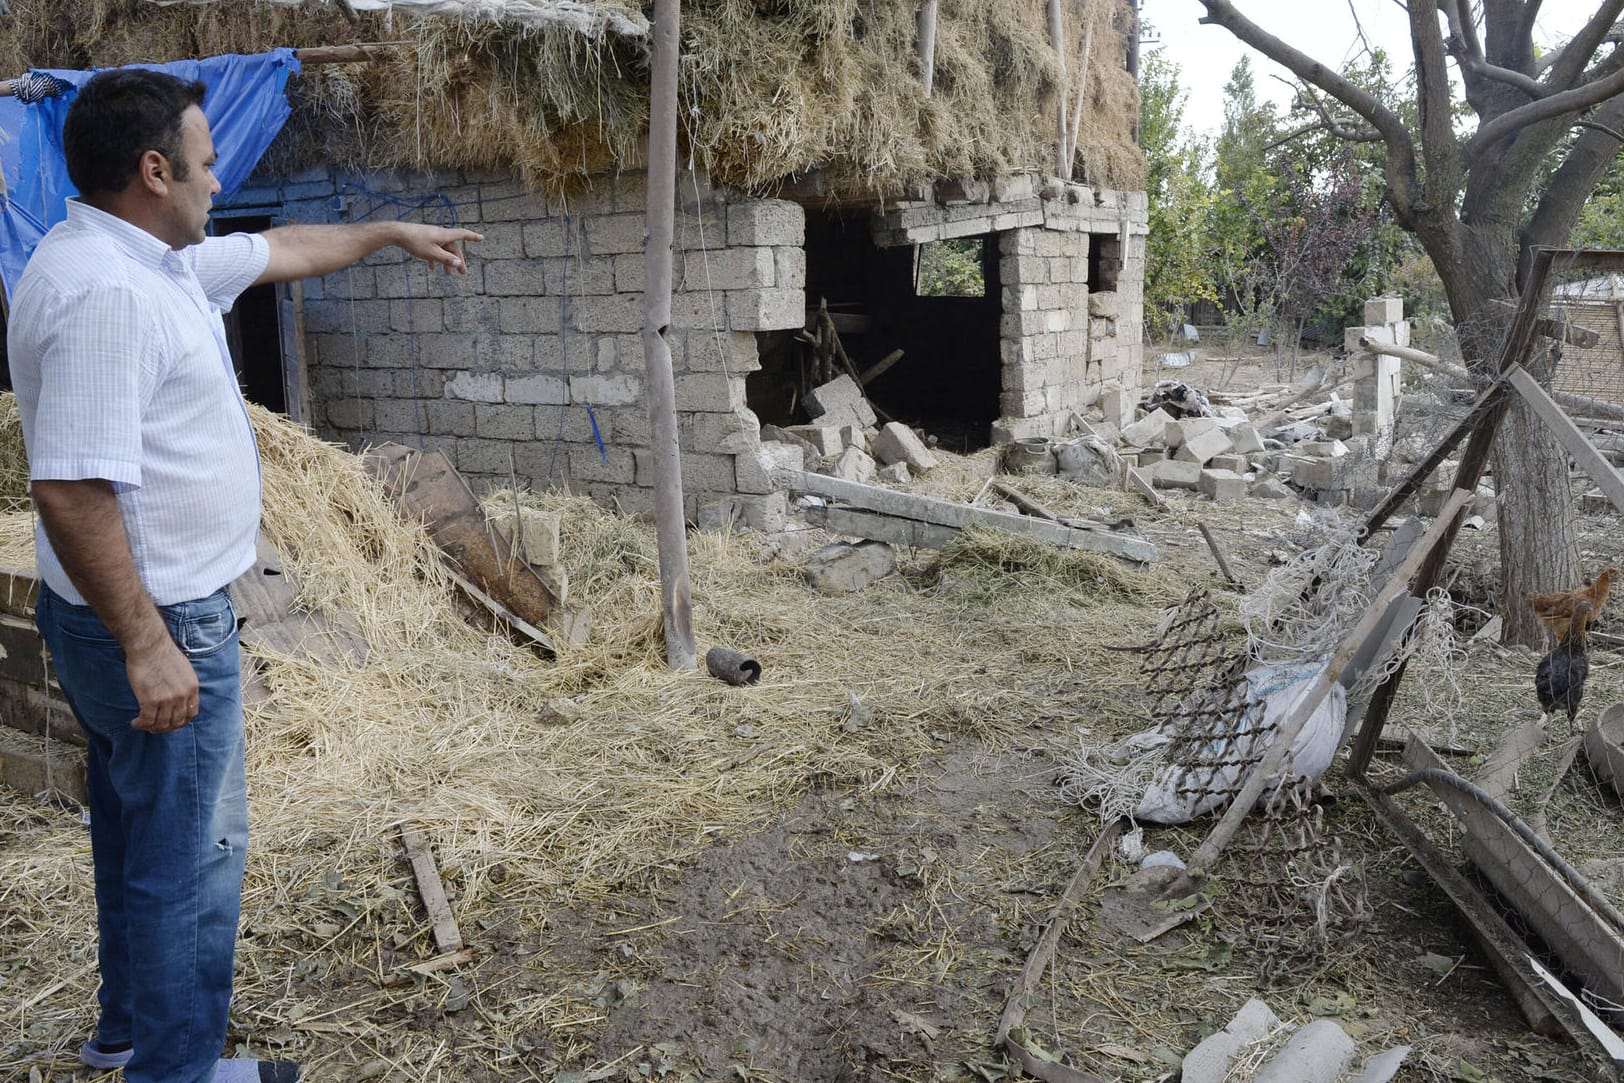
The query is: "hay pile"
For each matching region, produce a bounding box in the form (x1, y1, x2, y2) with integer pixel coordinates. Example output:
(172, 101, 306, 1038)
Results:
(0, 0, 1143, 196)
(0, 398, 1178, 1078)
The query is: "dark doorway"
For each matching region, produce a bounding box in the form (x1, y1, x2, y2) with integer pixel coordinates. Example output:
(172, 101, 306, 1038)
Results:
(746, 208, 1002, 452)
(213, 214, 286, 412)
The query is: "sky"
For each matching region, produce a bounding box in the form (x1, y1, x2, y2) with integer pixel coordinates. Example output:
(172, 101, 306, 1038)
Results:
(1144, 0, 1613, 136)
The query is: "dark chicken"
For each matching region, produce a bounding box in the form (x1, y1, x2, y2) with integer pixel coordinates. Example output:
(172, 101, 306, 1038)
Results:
(1535, 601, 1592, 732)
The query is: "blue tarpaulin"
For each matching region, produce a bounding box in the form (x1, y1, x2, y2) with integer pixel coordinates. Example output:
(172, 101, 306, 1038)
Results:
(0, 49, 300, 301)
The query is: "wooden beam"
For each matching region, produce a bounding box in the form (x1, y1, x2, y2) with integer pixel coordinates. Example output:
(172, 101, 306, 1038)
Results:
(1183, 487, 1473, 880)
(1507, 365, 1624, 513)
(0, 740, 86, 803)
(917, 0, 940, 97)
(1363, 337, 1624, 421)
(1197, 522, 1240, 587)
(399, 824, 464, 954)
(780, 470, 1157, 562)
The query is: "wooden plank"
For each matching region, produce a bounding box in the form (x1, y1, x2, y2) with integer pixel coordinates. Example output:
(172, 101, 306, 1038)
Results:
(0, 566, 40, 618)
(1360, 783, 1565, 1039)
(443, 566, 559, 654)
(0, 677, 79, 747)
(0, 613, 49, 686)
(779, 470, 1157, 562)
(802, 504, 963, 549)
(1197, 522, 1240, 586)
(399, 823, 464, 954)
(1184, 487, 1474, 879)
(1404, 738, 1624, 1011)
(364, 444, 561, 625)
(1508, 366, 1624, 512)
(275, 280, 312, 425)
(229, 534, 369, 664)
(0, 738, 86, 803)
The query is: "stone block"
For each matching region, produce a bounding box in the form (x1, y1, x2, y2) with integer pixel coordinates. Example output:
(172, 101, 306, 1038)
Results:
(1251, 477, 1294, 500)
(585, 213, 648, 256)
(877, 462, 911, 485)
(1229, 423, 1264, 455)
(1199, 469, 1246, 502)
(698, 492, 789, 533)
(493, 507, 562, 565)
(1097, 386, 1134, 429)
(1121, 407, 1173, 447)
(569, 373, 643, 407)
(474, 404, 536, 440)
(726, 288, 805, 331)
(727, 200, 805, 247)
(1174, 428, 1233, 465)
(871, 422, 939, 472)
(1300, 440, 1349, 459)
(1136, 449, 1165, 467)
(1149, 459, 1202, 490)
(1293, 457, 1338, 490)
(673, 372, 746, 412)
(1364, 296, 1404, 325)
(782, 425, 846, 457)
(802, 541, 896, 594)
(685, 246, 775, 290)
(990, 416, 1053, 443)
(992, 174, 1037, 202)
(506, 374, 569, 406)
(805, 376, 878, 428)
(1087, 291, 1121, 319)
(758, 441, 806, 475)
(1165, 416, 1218, 448)
(445, 371, 504, 403)
(1209, 454, 1248, 474)
(827, 445, 877, 484)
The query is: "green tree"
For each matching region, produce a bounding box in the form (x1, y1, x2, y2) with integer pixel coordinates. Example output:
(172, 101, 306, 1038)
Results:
(1140, 46, 1217, 335)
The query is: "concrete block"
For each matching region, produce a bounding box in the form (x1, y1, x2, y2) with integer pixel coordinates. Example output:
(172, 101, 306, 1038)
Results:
(782, 425, 846, 457)
(805, 376, 878, 429)
(872, 422, 939, 472)
(727, 288, 805, 331)
(990, 416, 1053, 443)
(758, 441, 805, 475)
(1148, 459, 1202, 490)
(585, 213, 648, 255)
(1229, 423, 1264, 455)
(827, 445, 877, 484)
(1120, 407, 1174, 447)
(727, 200, 805, 247)
(569, 373, 643, 407)
(1209, 454, 1248, 474)
(1174, 428, 1233, 465)
(1252, 1018, 1355, 1083)
(505, 374, 569, 406)
(445, 371, 504, 404)
(1199, 468, 1247, 502)
(1300, 440, 1349, 459)
(1165, 416, 1218, 448)
(492, 507, 562, 565)
(1097, 386, 1134, 429)
(1087, 291, 1121, 319)
(877, 462, 911, 485)
(802, 541, 896, 594)
(1364, 296, 1403, 325)
(1293, 457, 1338, 490)
(1136, 449, 1165, 467)
(1251, 477, 1294, 500)
(686, 407, 761, 455)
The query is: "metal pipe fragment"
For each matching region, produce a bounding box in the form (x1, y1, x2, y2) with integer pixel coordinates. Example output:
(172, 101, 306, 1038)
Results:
(705, 646, 762, 686)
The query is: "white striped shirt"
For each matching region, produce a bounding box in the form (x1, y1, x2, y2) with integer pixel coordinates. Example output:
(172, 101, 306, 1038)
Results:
(8, 200, 270, 606)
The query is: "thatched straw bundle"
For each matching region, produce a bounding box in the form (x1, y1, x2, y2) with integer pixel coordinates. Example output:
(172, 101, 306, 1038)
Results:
(0, 0, 1142, 196)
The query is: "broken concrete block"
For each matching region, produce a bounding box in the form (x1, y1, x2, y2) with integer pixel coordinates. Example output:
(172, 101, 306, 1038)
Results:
(828, 445, 876, 484)
(1364, 295, 1403, 325)
(1229, 423, 1264, 455)
(837, 423, 871, 453)
(1209, 454, 1248, 474)
(1097, 386, 1134, 429)
(1300, 439, 1349, 459)
(1173, 428, 1233, 466)
(1324, 413, 1354, 440)
(493, 507, 562, 566)
(805, 375, 877, 428)
(1149, 459, 1202, 490)
(872, 421, 939, 472)
(1199, 468, 1246, 502)
(1293, 457, 1338, 490)
(802, 540, 896, 594)
(1135, 449, 1164, 467)
(877, 462, 911, 485)
(783, 425, 846, 458)
(1165, 416, 1218, 448)
(1252, 477, 1294, 500)
(698, 493, 789, 534)
(1120, 407, 1173, 448)
(758, 440, 806, 475)
(1252, 1018, 1355, 1083)
(1182, 999, 1282, 1083)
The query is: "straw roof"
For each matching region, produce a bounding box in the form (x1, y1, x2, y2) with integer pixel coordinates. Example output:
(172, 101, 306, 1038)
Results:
(0, 0, 1144, 197)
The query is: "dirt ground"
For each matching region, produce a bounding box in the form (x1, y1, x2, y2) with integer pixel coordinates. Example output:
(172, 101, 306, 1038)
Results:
(5, 350, 1623, 1083)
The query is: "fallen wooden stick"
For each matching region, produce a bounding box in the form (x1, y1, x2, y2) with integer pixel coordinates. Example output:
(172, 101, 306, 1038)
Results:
(399, 823, 465, 954)
(858, 348, 905, 385)
(1198, 522, 1241, 587)
(995, 819, 1120, 1083)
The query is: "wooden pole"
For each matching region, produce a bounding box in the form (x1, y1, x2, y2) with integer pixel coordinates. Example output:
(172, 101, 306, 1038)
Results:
(917, 1, 940, 98)
(642, 0, 696, 671)
(1065, 15, 1095, 183)
(1363, 336, 1624, 421)
(1047, 0, 1069, 177)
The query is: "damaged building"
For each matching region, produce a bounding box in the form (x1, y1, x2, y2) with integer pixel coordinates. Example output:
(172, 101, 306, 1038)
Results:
(0, 0, 1147, 529)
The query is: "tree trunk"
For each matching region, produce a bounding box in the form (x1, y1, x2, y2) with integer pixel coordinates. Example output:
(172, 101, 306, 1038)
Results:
(1492, 390, 1580, 645)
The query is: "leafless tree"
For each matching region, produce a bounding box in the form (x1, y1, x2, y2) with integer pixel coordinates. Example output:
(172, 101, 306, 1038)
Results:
(1198, 0, 1624, 644)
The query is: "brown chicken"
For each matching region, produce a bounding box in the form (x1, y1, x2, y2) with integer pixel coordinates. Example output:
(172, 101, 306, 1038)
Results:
(1528, 566, 1616, 641)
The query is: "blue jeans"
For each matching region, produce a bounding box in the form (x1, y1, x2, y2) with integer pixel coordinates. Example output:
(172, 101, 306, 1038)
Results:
(36, 584, 247, 1083)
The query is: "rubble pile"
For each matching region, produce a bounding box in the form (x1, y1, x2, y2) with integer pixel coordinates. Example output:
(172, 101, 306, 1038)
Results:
(759, 374, 941, 486)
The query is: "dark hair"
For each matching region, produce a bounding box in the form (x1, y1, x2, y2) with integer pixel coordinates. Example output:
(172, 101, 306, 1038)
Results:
(63, 69, 207, 197)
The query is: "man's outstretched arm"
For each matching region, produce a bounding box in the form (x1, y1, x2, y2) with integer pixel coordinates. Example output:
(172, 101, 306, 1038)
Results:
(253, 221, 484, 285)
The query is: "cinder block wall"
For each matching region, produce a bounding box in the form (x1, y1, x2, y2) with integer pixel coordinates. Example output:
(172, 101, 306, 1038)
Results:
(871, 180, 1147, 443)
(227, 168, 803, 526)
